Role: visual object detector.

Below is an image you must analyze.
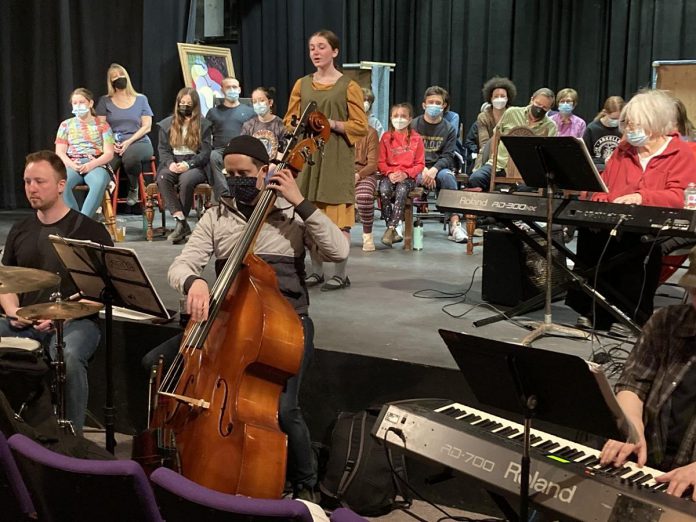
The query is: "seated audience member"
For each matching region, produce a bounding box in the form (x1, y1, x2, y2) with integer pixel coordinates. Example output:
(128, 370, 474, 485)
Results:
(55, 88, 114, 218)
(599, 256, 696, 499)
(674, 97, 695, 142)
(550, 87, 586, 138)
(412, 85, 459, 238)
(362, 87, 385, 139)
(240, 86, 287, 160)
(474, 76, 517, 170)
(378, 103, 425, 247)
(354, 125, 380, 251)
(566, 89, 696, 331)
(468, 87, 558, 191)
(0, 150, 113, 432)
(96, 63, 154, 207)
(412, 85, 457, 193)
(582, 96, 625, 171)
(206, 77, 255, 200)
(156, 87, 213, 244)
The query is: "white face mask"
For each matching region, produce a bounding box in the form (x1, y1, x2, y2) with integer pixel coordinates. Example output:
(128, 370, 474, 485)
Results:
(391, 117, 409, 131)
(363, 101, 371, 112)
(491, 97, 508, 110)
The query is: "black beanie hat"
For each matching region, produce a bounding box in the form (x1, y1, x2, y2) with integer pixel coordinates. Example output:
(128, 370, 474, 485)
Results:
(223, 135, 270, 165)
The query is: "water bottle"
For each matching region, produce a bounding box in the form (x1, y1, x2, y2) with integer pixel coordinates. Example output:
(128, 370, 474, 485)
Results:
(413, 218, 424, 250)
(685, 182, 696, 210)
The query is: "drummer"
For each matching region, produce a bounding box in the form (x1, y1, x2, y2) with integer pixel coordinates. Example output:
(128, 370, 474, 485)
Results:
(0, 150, 113, 433)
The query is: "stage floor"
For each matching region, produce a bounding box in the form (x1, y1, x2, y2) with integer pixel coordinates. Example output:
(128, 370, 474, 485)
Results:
(1, 207, 672, 371)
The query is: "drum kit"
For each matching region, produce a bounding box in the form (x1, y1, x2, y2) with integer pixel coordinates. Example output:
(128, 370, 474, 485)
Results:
(0, 265, 103, 433)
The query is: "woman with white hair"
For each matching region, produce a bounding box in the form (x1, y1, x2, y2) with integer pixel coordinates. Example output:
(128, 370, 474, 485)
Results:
(567, 89, 696, 332)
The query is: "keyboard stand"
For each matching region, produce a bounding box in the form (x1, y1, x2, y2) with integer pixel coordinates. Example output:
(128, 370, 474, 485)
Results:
(474, 218, 646, 337)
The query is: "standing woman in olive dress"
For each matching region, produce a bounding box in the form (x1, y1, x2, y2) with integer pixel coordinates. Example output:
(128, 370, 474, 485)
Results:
(284, 29, 367, 291)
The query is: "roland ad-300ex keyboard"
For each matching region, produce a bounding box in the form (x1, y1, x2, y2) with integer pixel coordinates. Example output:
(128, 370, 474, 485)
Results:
(374, 400, 696, 522)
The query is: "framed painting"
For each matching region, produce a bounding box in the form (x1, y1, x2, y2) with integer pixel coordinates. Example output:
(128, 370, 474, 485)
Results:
(177, 43, 235, 116)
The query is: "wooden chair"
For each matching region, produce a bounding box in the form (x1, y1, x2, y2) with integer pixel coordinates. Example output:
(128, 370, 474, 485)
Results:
(144, 180, 213, 242)
(489, 125, 537, 192)
(73, 185, 119, 241)
(373, 185, 424, 250)
(111, 157, 155, 218)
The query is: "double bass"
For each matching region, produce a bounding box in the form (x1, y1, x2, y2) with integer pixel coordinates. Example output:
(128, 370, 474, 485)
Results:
(156, 103, 330, 498)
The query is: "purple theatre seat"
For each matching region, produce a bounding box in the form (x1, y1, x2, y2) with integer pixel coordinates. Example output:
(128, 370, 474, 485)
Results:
(7, 433, 163, 522)
(330, 507, 369, 521)
(150, 466, 314, 521)
(0, 431, 36, 521)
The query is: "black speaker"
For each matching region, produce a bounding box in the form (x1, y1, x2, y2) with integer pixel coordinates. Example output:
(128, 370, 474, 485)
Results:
(482, 228, 566, 307)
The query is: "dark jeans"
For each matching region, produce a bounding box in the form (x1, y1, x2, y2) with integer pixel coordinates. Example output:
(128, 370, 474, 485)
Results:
(565, 228, 662, 329)
(156, 154, 208, 217)
(468, 164, 506, 190)
(141, 315, 317, 488)
(110, 141, 153, 188)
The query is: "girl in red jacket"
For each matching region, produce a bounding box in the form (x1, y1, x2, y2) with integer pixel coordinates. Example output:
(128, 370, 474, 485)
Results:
(378, 103, 425, 246)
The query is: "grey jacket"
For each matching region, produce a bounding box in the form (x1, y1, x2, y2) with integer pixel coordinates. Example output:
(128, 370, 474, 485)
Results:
(168, 196, 349, 315)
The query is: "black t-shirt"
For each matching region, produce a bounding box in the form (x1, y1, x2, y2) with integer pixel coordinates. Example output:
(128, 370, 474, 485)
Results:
(2, 209, 113, 307)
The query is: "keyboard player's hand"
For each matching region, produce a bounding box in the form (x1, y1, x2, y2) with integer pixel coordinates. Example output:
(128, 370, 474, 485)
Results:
(600, 435, 647, 468)
(656, 462, 696, 500)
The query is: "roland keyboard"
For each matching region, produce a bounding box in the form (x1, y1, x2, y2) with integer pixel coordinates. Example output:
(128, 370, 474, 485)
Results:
(374, 399, 696, 522)
(436, 190, 560, 221)
(436, 189, 696, 237)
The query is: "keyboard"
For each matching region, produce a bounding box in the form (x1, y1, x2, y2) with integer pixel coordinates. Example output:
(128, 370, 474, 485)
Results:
(373, 399, 696, 521)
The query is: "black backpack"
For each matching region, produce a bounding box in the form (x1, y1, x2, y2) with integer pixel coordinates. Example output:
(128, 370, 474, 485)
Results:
(319, 408, 411, 516)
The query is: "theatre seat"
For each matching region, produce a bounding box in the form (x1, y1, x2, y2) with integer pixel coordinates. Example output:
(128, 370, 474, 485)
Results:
(8, 433, 163, 522)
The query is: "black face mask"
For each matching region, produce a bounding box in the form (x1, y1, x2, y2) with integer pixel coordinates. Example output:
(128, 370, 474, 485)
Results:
(111, 77, 127, 90)
(177, 104, 193, 117)
(530, 105, 547, 120)
(228, 176, 261, 206)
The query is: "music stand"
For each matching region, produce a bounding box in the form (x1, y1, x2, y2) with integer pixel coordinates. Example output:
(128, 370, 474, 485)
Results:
(500, 135, 608, 345)
(48, 235, 172, 453)
(439, 329, 638, 522)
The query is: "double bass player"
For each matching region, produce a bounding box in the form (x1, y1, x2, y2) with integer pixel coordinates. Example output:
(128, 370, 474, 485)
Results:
(147, 135, 349, 500)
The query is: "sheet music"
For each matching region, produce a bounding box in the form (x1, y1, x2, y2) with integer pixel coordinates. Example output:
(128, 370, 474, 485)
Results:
(48, 235, 171, 320)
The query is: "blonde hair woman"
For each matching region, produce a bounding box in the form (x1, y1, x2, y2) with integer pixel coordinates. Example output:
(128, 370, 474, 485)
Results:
(95, 63, 154, 205)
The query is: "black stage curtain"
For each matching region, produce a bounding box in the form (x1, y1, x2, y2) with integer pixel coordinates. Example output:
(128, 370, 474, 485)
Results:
(0, 0, 189, 209)
(236, 0, 345, 118)
(3, 0, 696, 209)
(342, 0, 696, 137)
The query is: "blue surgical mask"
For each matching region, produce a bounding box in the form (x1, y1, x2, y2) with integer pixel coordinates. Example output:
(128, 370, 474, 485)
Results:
(606, 118, 620, 128)
(425, 104, 443, 118)
(626, 128, 649, 147)
(253, 102, 269, 116)
(72, 104, 90, 117)
(225, 89, 241, 102)
(558, 102, 573, 115)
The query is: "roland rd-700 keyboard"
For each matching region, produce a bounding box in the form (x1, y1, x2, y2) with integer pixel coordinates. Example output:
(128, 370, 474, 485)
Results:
(374, 399, 696, 522)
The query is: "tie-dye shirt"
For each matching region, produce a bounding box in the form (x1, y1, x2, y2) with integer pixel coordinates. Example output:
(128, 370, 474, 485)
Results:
(55, 117, 114, 160)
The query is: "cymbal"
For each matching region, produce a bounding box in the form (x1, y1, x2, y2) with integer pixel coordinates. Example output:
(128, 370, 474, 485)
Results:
(17, 301, 103, 321)
(0, 266, 60, 294)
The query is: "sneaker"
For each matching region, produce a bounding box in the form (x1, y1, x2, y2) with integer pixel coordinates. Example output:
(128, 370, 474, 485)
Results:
(362, 232, 375, 252)
(448, 222, 468, 243)
(395, 221, 404, 238)
(126, 188, 139, 206)
(168, 219, 191, 244)
(381, 227, 396, 247)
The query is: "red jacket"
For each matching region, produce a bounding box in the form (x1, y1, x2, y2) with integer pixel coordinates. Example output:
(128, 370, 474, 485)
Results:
(591, 134, 696, 207)
(378, 130, 425, 179)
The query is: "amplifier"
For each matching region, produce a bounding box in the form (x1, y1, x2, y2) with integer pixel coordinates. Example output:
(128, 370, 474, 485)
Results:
(482, 228, 567, 307)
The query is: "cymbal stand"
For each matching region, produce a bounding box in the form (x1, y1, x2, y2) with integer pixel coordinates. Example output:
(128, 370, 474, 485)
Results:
(52, 316, 74, 435)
